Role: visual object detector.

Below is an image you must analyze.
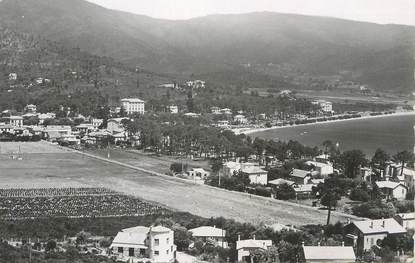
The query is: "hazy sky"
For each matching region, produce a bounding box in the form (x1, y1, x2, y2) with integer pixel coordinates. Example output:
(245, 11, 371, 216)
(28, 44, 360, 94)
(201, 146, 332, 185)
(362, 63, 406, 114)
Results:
(87, 0, 415, 25)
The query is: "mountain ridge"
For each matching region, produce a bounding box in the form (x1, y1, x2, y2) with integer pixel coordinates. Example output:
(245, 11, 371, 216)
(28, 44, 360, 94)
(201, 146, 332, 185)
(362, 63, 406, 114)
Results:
(0, 0, 413, 93)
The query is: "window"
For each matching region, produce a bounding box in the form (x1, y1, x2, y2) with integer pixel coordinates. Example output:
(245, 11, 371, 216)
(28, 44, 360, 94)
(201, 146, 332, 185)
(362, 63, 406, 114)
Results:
(140, 249, 146, 255)
(129, 248, 135, 257)
(154, 239, 159, 246)
(166, 249, 169, 254)
(154, 251, 159, 255)
(118, 247, 124, 253)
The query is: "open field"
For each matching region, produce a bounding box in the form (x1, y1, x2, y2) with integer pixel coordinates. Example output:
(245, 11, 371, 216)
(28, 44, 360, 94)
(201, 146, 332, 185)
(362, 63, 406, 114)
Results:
(0, 141, 355, 226)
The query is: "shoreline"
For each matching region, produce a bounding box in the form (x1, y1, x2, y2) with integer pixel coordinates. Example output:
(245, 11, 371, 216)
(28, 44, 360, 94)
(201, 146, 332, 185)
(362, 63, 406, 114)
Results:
(232, 111, 415, 135)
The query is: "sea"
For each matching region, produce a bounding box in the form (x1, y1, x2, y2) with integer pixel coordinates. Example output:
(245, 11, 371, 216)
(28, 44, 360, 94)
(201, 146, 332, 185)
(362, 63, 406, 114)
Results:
(251, 114, 415, 157)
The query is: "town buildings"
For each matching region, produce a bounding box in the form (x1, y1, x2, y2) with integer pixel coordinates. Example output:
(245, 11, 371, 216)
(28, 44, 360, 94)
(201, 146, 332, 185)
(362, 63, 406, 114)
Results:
(121, 98, 145, 115)
(110, 226, 176, 263)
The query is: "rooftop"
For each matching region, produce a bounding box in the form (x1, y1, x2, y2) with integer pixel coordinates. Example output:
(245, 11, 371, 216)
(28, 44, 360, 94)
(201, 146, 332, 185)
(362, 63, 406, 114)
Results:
(241, 166, 267, 174)
(395, 212, 415, 220)
(290, 169, 310, 179)
(189, 226, 226, 238)
(236, 239, 272, 250)
(303, 246, 356, 261)
(268, 178, 296, 186)
(375, 181, 406, 190)
(351, 218, 407, 235)
(121, 98, 145, 103)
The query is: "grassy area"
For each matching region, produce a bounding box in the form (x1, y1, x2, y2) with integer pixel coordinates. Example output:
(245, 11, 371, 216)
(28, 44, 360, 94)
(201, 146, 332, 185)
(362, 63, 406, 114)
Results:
(0, 141, 349, 226)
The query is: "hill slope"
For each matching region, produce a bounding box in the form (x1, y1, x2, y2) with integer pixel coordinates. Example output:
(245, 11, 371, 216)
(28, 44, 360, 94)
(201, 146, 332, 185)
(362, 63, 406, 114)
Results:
(0, 0, 413, 92)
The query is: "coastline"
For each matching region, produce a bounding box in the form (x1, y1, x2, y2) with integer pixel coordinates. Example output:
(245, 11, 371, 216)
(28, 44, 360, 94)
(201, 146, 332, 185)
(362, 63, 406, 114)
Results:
(232, 111, 415, 135)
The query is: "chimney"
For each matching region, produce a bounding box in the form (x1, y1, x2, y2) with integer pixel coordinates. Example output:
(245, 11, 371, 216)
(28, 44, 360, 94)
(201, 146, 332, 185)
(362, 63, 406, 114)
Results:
(342, 241, 345, 247)
(253, 235, 256, 240)
(238, 235, 241, 241)
(382, 220, 385, 228)
(346, 218, 351, 225)
(214, 225, 216, 228)
(302, 242, 305, 247)
(317, 242, 320, 246)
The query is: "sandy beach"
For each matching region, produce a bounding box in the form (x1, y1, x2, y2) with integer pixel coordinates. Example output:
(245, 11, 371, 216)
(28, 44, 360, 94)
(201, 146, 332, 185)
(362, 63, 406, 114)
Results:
(232, 111, 415, 135)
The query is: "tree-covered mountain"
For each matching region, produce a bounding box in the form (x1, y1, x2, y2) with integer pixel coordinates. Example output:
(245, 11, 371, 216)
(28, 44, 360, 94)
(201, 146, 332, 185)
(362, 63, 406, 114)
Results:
(0, 0, 413, 93)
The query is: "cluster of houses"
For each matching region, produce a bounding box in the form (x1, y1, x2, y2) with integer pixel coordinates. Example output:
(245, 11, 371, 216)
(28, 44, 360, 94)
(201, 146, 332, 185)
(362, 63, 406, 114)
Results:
(186, 152, 415, 203)
(82, 214, 415, 262)
(0, 98, 146, 145)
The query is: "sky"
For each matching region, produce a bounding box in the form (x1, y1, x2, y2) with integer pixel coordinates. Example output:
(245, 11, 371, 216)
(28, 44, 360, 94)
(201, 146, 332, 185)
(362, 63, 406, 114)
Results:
(87, 0, 415, 25)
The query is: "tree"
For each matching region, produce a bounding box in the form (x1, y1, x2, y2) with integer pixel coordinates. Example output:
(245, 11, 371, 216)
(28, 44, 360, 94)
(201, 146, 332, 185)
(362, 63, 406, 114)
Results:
(313, 179, 342, 225)
(339, 150, 367, 178)
(371, 148, 390, 174)
(274, 183, 296, 200)
(393, 150, 414, 177)
(45, 240, 56, 251)
(321, 140, 334, 155)
(350, 188, 370, 202)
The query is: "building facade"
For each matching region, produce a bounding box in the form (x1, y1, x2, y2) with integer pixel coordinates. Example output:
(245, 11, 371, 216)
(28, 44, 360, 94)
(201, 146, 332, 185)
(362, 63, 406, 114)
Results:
(121, 98, 145, 115)
(110, 226, 176, 263)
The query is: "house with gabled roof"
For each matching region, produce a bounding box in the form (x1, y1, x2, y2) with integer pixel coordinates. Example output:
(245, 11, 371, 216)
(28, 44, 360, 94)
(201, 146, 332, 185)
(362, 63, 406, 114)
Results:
(289, 169, 312, 185)
(345, 218, 406, 254)
(375, 180, 407, 200)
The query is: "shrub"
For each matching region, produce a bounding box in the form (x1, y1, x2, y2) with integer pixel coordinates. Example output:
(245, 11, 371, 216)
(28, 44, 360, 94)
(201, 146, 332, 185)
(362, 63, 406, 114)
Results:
(349, 188, 370, 202)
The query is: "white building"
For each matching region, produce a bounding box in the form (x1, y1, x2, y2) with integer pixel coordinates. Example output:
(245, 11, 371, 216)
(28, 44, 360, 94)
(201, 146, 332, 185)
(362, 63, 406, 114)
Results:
(403, 167, 415, 193)
(8, 73, 17, 81)
(241, 166, 268, 185)
(312, 100, 333, 113)
(345, 218, 406, 253)
(394, 213, 415, 231)
(186, 80, 205, 89)
(110, 226, 176, 263)
(9, 116, 23, 127)
(189, 226, 227, 248)
(167, 105, 178, 114)
(236, 237, 272, 262)
(24, 104, 37, 113)
(302, 245, 356, 263)
(375, 180, 407, 200)
(306, 161, 333, 177)
(92, 119, 103, 129)
(234, 115, 248, 124)
(121, 98, 145, 115)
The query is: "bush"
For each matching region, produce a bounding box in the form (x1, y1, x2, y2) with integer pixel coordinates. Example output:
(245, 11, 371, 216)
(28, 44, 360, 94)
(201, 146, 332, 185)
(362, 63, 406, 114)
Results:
(275, 184, 296, 200)
(349, 188, 370, 202)
(352, 201, 396, 219)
